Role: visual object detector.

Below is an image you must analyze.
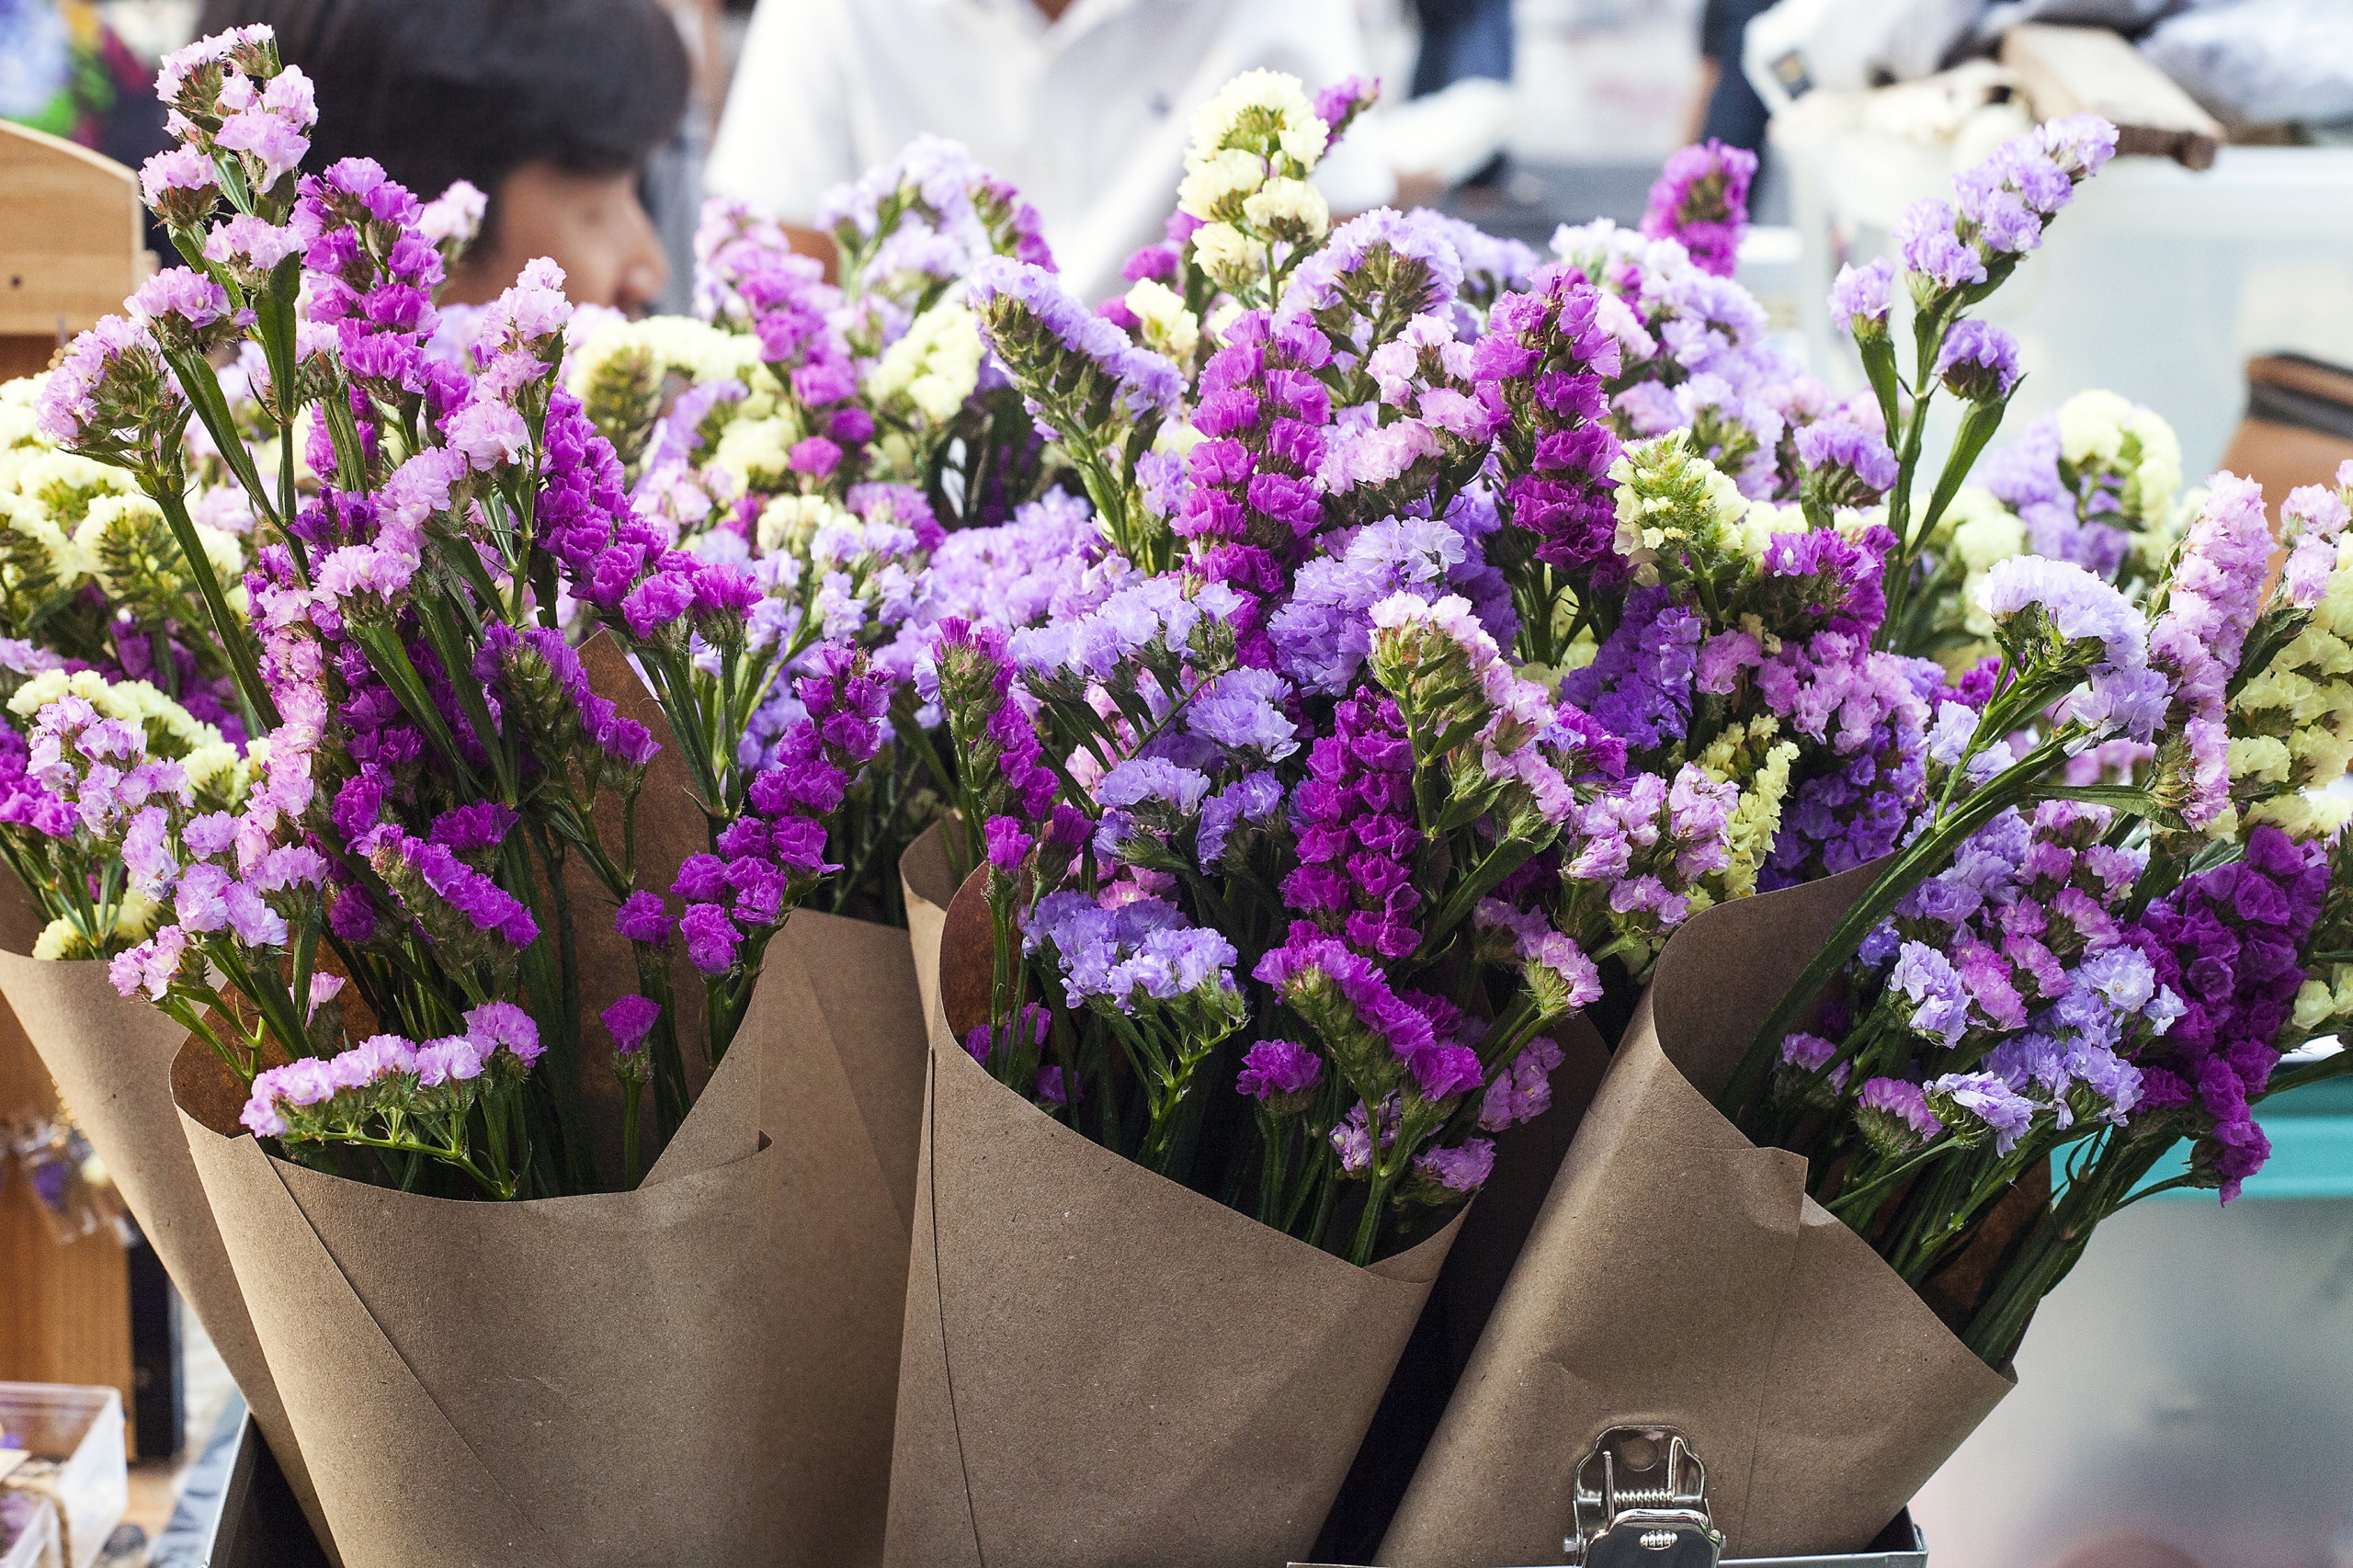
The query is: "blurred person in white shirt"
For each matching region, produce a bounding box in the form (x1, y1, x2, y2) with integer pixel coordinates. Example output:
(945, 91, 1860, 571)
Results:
(707, 0, 1395, 304)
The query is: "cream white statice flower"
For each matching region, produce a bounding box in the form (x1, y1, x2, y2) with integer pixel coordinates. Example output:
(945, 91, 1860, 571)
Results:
(1122, 279, 1200, 364)
(0, 379, 51, 492)
(1608, 434, 1749, 587)
(2055, 389, 2183, 541)
(74, 494, 244, 611)
(568, 314, 763, 398)
(1186, 69, 1329, 174)
(1939, 484, 2027, 638)
(1176, 70, 1335, 298)
(2229, 533, 2353, 842)
(1692, 718, 1799, 906)
(33, 889, 160, 959)
(865, 301, 984, 426)
(10, 668, 230, 761)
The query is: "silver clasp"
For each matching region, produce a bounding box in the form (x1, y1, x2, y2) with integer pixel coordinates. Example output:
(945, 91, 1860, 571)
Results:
(1565, 1426, 1725, 1568)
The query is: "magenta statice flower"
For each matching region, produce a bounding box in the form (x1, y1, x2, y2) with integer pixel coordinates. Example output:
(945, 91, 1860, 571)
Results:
(1312, 75, 1380, 140)
(1640, 139, 1757, 278)
(602, 994, 662, 1056)
(1238, 1039, 1323, 1105)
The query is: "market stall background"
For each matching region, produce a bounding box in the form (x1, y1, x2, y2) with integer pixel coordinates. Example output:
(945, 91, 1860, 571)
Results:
(1, 2, 2351, 1566)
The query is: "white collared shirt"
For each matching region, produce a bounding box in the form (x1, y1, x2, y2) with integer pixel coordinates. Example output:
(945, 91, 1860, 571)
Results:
(707, 0, 1395, 303)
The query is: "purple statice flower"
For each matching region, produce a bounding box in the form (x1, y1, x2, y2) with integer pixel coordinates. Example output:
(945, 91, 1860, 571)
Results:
(1238, 1039, 1324, 1107)
(1935, 319, 2021, 404)
(1281, 689, 1421, 960)
(127, 267, 251, 354)
(1640, 139, 1757, 278)
(2146, 473, 2271, 827)
(1893, 939, 1974, 1047)
(141, 144, 221, 227)
(477, 621, 659, 773)
(1856, 1076, 1943, 1153)
(1413, 1137, 1496, 1193)
(36, 314, 183, 460)
(1026, 892, 1237, 1015)
(1196, 770, 1285, 869)
(967, 256, 1181, 436)
(1271, 509, 1505, 696)
(1562, 585, 1701, 751)
(1187, 666, 1300, 764)
(711, 642, 890, 953)
(933, 617, 1059, 826)
(1420, 212, 1538, 307)
(1313, 75, 1381, 140)
(1925, 1071, 2037, 1153)
(1795, 419, 1900, 506)
(1975, 555, 2147, 675)
(2125, 826, 2327, 1199)
(614, 889, 676, 946)
(1479, 1033, 1565, 1131)
(1177, 312, 1337, 654)
(602, 994, 662, 1055)
(428, 801, 517, 856)
(1829, 257, 1895, 339)
(2279, 475, 2351, 608)
(1894, 200, 1987, 294)
(368, 827, 540, 955)
(1255, 933, 1483, 1105)
(1280, 207, 1466, 332)
(1475, 899, 1605, 1017)
(1481, 266, 1626, 588)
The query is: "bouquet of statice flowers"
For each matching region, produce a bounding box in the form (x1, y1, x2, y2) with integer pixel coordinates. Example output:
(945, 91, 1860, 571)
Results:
(24, 25, 888, 1197)
(936, 72, 1881, 1267)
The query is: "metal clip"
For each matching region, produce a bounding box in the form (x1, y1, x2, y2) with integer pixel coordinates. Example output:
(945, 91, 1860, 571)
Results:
(1565, 1426, 1726, 1568)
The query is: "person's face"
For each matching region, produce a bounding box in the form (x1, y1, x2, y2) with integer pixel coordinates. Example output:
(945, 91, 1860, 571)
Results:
(446, 162, 669, 312)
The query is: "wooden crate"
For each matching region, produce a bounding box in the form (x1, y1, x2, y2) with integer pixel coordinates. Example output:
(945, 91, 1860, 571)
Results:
(0, 119, 151, 381)
(0, 119, 142, 1449)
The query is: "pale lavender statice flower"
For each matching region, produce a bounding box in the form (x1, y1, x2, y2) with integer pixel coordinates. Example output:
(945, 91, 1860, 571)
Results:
(1893, 940, 1973, 1047)
(1413, 1137, 1495, 1192)
(2279, 473, 2351, 608)
(1828, 256, 1895, 339)
(2146, 472, 2273, 825)
(1926, 1070, 2038, 1153)
(1795, 419, 1900, 506)
(1195, 769, 1285, 867)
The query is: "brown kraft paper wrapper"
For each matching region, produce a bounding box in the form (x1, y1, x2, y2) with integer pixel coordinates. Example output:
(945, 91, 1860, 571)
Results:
(890, 824, 1461, 1568)
(1380, 862, 2016, 1562)
(0, 910, 340, 1563)
(172, 915, 925, 1568)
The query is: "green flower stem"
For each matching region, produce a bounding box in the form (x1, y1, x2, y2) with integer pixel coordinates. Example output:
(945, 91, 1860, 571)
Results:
(146, 483, 278, 731)
(620, 1074, 643, 1191)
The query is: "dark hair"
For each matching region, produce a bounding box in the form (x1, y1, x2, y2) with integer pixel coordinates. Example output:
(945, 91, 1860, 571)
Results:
(196, 0, 689, 223)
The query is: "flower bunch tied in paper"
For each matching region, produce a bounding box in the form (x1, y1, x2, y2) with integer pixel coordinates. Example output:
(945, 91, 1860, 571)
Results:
(949, 74, 1666, 1270)
(31, 25, 878, 1199)
(1724, 460, 2353, 1363)
(1382, 112, 2353, 1563)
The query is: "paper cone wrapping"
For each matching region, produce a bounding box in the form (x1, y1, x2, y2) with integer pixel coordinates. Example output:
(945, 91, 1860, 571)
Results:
(0, 936, 339, 1562)
(1310, 1017, 1610, 1562)
(1380, 863, 2016, 1562)
(172, 911, 926, 1568)
(889, 825, 1460, 1568)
